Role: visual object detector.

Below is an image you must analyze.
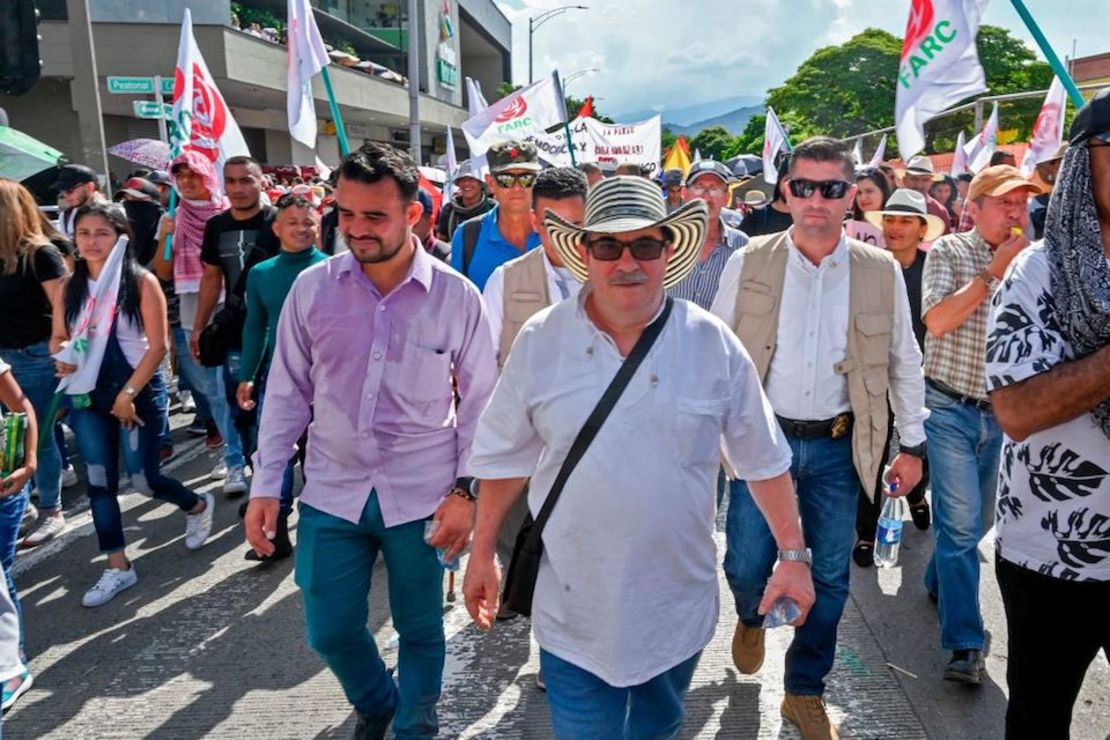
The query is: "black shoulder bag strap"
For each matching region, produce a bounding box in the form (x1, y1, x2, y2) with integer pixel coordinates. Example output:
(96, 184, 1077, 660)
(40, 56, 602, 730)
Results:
(461, 218, 482, 277)
(501, 297, 674, 616)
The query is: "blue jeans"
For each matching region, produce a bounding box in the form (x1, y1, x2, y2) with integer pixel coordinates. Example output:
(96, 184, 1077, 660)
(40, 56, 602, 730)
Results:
(255, 387, 294, 516)
(0, 343, 62, 512)
(923, 384, 1002, 652)
(541, 649, 701, 740)
(295, 494, 444, 737)
(0, 488, 28, 657)
(215, 351, 247, 468)
(171, 325, 213, 424)
(724, 433, 858, 696)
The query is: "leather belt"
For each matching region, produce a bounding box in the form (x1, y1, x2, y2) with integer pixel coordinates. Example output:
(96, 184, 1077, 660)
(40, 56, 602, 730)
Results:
(926, 378, 992, 411)
(776, 413, 854, 440)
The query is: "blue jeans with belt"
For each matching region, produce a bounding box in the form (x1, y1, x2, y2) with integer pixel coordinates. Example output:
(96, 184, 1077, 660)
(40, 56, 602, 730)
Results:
(295, 493, 444, 738)
(69, 329, 199, 554)
(0, 342, 62, 512)
(923, 383, 1002, 652)
(725, 432, 858, 696)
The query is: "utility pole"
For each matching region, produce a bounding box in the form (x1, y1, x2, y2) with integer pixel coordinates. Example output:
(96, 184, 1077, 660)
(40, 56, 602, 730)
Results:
(407, 0, 421, 165)
(65, 0, 109, 186)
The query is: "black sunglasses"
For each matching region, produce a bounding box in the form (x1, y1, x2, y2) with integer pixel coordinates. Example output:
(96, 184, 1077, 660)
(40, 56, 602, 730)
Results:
(585, 237, 669, 261)
(492, 172, 537, 189)
(788, 178, 853, 200)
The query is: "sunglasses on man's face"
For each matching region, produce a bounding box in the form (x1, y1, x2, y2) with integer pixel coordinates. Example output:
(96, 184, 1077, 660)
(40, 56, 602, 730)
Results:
(492, 172, 537, 189)
(788, 178, 853, 200)
(585, 237, 669, 261)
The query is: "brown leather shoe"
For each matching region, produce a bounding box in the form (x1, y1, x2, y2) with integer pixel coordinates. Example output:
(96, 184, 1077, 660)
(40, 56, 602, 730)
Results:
(731, 621, 765, 674)
(781, 693, 839, 740)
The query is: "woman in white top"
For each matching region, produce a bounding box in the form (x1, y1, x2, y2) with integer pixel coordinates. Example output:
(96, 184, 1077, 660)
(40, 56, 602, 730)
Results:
(51, 203, 215, 608)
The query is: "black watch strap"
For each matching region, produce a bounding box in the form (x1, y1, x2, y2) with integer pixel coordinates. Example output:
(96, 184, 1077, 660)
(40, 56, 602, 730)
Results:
(899, 442, 927, 458)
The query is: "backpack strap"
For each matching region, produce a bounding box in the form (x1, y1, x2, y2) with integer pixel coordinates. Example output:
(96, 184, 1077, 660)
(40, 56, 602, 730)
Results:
(461, 218, 483, 278)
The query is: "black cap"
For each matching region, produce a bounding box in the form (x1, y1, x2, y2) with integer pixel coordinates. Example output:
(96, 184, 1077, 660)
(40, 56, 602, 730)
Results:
(116, 177, 161, 202)
(1069, 86, 1110, 144)
(148, 170, 172, 187)
(52, 164, 98, 192)
(661, 169, 684, 187)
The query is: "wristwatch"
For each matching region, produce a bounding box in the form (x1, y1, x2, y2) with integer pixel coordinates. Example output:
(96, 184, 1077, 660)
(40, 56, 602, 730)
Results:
(122, 385, 139, 397)
(977, 268, 1000, 293)
(899, 442, 927, 458)
(778, 548, 812, 566)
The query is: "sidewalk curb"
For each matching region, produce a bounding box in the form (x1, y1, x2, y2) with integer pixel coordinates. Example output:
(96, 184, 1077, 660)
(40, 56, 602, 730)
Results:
(13, 437, 210, 578)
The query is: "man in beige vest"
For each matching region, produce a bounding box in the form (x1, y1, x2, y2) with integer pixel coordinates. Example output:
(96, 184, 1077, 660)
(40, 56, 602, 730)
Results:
(479, 167, 588, 625)
(711, 137, 928, 740)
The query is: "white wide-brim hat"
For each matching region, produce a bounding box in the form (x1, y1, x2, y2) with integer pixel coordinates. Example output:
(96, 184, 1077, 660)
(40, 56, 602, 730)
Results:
(544, 176, 709, 289)
(864, 188, 947, 242)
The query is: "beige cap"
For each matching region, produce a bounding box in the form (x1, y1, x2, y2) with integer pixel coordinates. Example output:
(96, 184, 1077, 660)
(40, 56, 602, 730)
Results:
(968, 165, 1043, 201)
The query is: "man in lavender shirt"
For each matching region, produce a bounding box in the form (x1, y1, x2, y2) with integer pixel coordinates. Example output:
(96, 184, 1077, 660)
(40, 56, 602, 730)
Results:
(244, 142, 497, 739)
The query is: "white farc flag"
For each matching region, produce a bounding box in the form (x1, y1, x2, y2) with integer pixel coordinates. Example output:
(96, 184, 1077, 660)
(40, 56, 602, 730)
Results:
(442, 126, 458, 202)
(950, 130, 969, 176)
(963, 101, 998, 173)
(462, 72, 567, 158)
(895, 0, 990, 160)
(1020, 76, 1067, 177)
(868, 134, 888, 168)
(171, 9, 249, 167)
(287, 0, 329, 148)
(762, 107, 790, 185)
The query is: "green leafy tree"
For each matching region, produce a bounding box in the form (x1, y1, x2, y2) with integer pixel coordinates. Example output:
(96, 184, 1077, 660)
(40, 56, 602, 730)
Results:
(661, 126, 677, 153)
(690, 125, 738, 161)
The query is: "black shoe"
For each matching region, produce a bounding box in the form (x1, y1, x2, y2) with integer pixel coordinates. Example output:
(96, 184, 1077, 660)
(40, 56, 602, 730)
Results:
(910, 501, 931, 530)
(353, 707, 394, 740)
(185, 417, 207, 437)
(244, 515, 293, 563)
(943, 649, 983, 685)
(852, 539, 874, 568)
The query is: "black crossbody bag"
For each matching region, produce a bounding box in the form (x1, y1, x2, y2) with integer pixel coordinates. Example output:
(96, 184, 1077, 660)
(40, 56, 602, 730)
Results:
(501, 297, 674, 616)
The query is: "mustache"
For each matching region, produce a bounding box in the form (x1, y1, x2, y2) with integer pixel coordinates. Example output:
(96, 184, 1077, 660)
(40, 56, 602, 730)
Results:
(608, 271, 648, 285)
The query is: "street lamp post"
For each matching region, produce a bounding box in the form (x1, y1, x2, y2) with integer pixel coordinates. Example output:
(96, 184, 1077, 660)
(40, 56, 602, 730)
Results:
(562, 67, 599, 90)
(528, 5, 587, 84)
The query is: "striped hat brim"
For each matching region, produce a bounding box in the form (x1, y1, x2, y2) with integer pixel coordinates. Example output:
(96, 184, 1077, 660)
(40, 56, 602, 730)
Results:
(544, 177, 708, 289)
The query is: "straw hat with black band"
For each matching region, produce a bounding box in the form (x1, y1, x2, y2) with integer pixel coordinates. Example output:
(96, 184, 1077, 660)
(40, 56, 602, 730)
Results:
(544, 176, 709, 289)
(863, 188, 947, 242)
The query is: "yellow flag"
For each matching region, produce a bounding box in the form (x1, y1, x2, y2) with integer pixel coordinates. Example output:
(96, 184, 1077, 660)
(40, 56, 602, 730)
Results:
(662, 137, 691, 175)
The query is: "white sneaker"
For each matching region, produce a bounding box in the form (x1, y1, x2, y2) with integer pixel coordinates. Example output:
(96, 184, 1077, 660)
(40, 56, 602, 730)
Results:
(184, 492, 215, 550)
(21, 514, 65, 548)
(82, 566, 138, 607)
(61, 464, 79, 488)
(209, 461, 228, 481)
(222, 465, 248, 495)
(180, 390, 196, 413)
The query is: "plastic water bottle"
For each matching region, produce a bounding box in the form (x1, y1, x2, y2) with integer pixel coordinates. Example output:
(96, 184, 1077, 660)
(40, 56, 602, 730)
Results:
(763, 597, 802, 628)
(874, 481, 905, 569)
(424, 520, 460, 571)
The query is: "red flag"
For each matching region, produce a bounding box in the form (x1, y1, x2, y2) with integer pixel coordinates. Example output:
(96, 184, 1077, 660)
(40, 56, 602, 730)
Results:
(576, 96, 595, 119)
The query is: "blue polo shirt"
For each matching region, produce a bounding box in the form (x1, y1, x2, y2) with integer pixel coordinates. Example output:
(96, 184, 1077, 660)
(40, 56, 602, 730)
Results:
(449, 204, 541, 291)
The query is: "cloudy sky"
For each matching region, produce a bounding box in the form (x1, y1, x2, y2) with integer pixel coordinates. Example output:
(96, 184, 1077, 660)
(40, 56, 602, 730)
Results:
(493, 0, 1108, 119)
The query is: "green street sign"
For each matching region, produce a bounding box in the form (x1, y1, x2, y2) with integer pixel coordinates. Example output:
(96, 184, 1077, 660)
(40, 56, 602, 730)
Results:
(132, 101, 172, 120)
(108, 76, 175, 95)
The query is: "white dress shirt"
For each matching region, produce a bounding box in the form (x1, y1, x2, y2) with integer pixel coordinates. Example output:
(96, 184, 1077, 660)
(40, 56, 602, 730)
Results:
(710, 229, 927, 446)
(481, 249, 580, 356)
(468, 289, 792, 686)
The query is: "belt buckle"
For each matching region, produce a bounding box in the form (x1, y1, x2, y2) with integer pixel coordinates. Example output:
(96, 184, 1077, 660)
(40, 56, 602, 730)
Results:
(829, 414, 851, 439)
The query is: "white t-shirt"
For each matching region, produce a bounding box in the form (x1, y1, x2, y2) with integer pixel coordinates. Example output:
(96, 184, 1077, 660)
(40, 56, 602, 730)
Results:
(86, 277, 149, 368)
(986, 244, 1110, 582)
(468, 290, 792, 686)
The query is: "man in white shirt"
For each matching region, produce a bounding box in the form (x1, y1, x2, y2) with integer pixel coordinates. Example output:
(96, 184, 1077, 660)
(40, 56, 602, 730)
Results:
(463, 176, 815, 740)
(480, 167, 588, 621)
(711, 137, 928, 740)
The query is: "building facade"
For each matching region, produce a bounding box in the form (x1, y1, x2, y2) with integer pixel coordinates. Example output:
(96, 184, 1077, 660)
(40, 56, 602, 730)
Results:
(1, 0, 511, 174)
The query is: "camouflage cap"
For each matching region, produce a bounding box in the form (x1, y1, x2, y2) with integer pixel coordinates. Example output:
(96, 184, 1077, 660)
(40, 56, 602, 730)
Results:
(487, 140, 542, 173)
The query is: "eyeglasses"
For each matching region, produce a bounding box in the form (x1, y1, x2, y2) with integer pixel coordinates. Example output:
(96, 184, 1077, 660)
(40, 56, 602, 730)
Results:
(787, 178, 853, 200)
(492, 172, 537, 189)
(687, 184, 728, 197)
(585, 237, 669, 261)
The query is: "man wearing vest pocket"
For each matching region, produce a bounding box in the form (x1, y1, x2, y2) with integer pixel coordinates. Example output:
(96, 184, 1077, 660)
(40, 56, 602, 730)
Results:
(480, 167, 588, 620)
(711, 137, 928, 740)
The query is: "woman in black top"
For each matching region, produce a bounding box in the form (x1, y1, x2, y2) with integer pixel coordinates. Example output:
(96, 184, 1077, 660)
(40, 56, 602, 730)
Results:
(0, 179, 69, 547)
